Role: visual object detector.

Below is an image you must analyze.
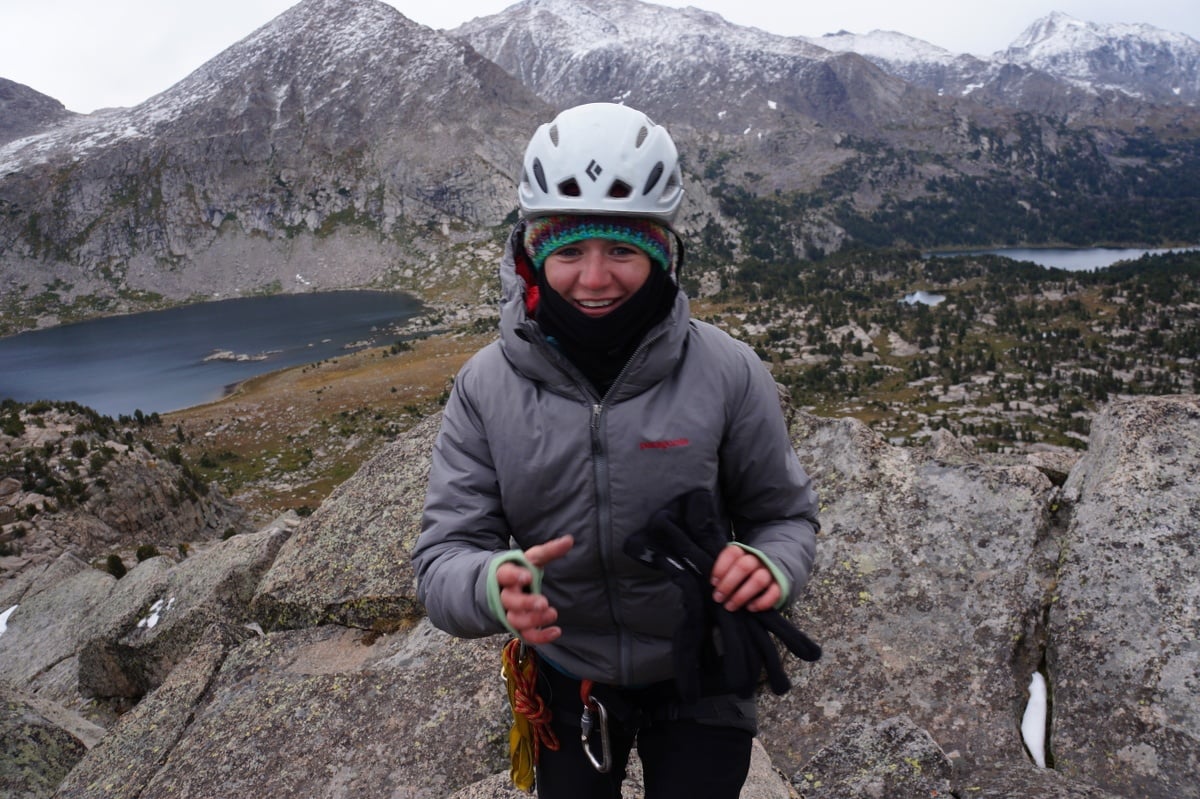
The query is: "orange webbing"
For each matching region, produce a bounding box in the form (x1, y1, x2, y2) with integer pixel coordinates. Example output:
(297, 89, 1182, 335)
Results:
(580, 677, 597, 707)
(503, 638, 560, 756)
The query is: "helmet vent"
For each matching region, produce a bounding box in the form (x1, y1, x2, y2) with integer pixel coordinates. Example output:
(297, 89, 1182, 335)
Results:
(642, 163, 664, 195)
(557, 178, 582, 197)
(532, 159, 548, 193)
(635, 126, 649, 148)
(607, 180, 632, 199)
(549, 124, 560, 147)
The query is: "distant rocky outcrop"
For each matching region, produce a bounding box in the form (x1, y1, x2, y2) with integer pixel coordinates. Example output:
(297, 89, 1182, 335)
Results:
(0, 403, 250, 582)
(0, 394, 1195, 798)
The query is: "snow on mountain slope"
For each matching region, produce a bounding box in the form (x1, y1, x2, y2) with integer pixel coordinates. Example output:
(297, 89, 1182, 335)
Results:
(999, 12, 1200, 102)
(809, 29, 959, 66)
(453, 0, 937, 135)
(1, 0, 541, 175)
(807, 29, 994, 97)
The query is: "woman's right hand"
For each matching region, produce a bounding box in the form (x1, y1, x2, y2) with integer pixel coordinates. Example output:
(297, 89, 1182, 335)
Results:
(495, 535, 574, 645)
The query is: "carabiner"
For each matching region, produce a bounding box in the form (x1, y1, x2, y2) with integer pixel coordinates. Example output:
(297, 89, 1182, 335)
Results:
(499, 639, 528, 682)
(580, 695, 612, 773)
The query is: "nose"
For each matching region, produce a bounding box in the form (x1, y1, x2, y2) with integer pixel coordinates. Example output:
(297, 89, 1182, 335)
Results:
(576, 250, 611, 290)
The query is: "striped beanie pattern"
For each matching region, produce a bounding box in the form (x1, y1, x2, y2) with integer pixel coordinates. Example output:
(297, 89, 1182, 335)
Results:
(523, 215, 673, 272)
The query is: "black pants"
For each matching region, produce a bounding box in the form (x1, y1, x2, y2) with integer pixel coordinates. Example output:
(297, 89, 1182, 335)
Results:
(533, 664, 754, 799)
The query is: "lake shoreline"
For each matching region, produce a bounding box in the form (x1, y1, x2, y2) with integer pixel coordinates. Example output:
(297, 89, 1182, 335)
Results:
(0, 290, 425, 418)
(924, 244, 1200, 270)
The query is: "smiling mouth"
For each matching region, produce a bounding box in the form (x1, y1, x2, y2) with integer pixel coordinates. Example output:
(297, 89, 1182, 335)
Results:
(578, 299, 618, 309)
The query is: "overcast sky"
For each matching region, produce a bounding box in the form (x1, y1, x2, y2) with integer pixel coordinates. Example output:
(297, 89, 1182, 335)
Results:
(2, 0, 1198, 114)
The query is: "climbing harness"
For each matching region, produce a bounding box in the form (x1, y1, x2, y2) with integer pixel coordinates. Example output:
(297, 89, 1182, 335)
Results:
(500, 638, 559, 792)
(579, 678, 613, 773)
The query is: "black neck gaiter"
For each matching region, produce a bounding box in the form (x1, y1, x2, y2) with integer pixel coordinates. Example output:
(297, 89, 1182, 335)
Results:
(536, 266, 677, 395)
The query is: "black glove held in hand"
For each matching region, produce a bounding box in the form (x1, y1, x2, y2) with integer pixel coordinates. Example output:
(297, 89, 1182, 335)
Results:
(623, 489, 821, 701)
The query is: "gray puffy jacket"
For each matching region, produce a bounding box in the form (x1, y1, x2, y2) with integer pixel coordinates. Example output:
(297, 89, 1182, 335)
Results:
(413, 229, 819, 686)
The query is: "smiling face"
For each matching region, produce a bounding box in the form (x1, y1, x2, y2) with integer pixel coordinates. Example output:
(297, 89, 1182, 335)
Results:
(542, 238, 653, 318)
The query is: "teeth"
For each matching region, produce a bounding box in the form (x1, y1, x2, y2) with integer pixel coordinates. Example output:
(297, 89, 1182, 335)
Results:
(579, 300, 615, 308)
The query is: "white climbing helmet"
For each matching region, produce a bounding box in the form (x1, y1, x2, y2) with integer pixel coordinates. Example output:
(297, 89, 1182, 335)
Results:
(518, 102, 684, 226)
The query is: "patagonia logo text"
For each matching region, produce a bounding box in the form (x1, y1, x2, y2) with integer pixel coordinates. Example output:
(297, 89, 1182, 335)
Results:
(639, 438, 690, 450)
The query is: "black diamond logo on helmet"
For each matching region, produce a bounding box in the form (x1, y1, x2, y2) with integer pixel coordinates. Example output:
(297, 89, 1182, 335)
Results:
(585, 160, 603, 181)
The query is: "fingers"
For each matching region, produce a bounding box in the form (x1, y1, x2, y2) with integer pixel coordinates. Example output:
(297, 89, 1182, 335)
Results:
(493, 535, 573, 592)
(495, 561, 534, 591)
(501, 582, 562, 644)
(710, 545, 743, 582)
(711, 545, 781, 612)
(525, 534, 574, 567)
(494, 535, 574, 645)
(742, 581, 782, 613)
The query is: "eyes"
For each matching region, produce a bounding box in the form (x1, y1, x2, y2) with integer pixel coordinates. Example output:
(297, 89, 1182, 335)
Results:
(550, 241, 643, 260)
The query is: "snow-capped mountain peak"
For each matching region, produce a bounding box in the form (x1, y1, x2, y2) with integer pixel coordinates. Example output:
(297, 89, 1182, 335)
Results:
(1004, 11, 1198, 59)
(0, 0, 537, 174)
(997, 12, 1200, 102)
(780, 9, 1200, 107)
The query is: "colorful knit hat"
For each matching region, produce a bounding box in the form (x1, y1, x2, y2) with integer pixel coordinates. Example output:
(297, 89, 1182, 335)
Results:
(523, 215, 673, 272)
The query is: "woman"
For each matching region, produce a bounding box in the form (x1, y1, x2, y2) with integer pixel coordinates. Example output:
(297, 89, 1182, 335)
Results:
(413, 102, 819, 798)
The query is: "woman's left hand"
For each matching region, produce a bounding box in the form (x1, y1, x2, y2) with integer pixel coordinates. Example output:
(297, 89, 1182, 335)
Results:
(710, 545, 781, 612)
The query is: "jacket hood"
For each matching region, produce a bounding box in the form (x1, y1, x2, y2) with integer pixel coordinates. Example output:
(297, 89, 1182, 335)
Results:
(499, 222, 539, 315)
(497, 222, 691, 402)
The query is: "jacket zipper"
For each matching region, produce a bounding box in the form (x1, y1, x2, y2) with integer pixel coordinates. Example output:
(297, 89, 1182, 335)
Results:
(590, 330, 667, 685)
(526, 318, 669, 685)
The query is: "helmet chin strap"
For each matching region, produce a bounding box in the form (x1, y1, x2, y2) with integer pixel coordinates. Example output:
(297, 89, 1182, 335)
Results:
(670, 229, 686, 283)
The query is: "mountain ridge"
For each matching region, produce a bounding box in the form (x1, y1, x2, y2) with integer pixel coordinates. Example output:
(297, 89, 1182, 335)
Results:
(0, 0, 548, 325)
(0, 0, 1198, 334)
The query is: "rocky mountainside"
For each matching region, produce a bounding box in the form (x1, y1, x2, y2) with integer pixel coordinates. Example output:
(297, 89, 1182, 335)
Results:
(455, 0, 1200, 261)
(1, 393, 1197, 798)
(457, 2, 1200, 122)
(805, 29, 990, 92)
(1, 0, 1199, 333)
(453, 0, 938, 134)
(0, 0, 546, 319)
(804, 29, 1094, 118)
(0, 402, 249, 579)
(453, 0, 972, 203)
(0, 79, 75, 146)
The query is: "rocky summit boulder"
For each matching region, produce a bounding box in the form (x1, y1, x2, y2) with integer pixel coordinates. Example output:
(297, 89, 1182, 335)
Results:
(768, 395, 1199, 799)
(250, 413, 442, 631)
(1049, 395, 1200, 797)
(0, 685, 95, 799)
(56, 620, 512, 799)
(758, 410, 1059, 777)
(0, 517, 294, 719)
(51, 621, 259, 799)
(75, 518, 295, 702)
(0, 556, 117, 708)
(0, 395, 1196, 798)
